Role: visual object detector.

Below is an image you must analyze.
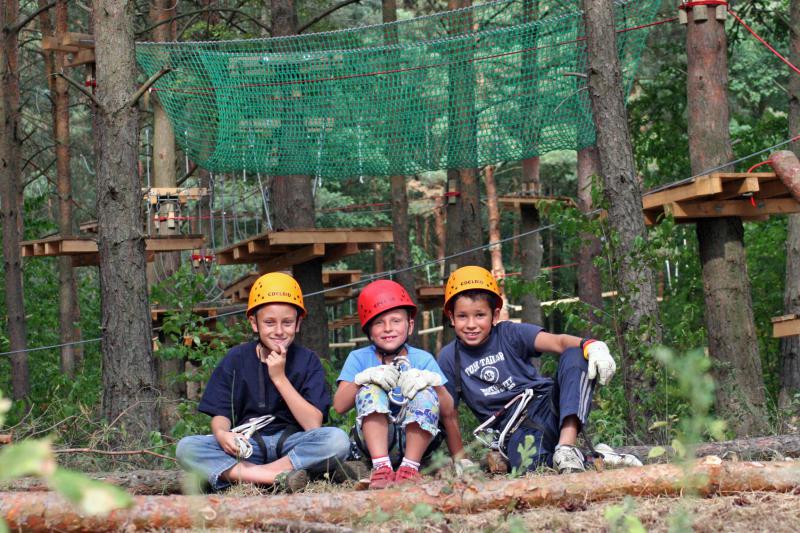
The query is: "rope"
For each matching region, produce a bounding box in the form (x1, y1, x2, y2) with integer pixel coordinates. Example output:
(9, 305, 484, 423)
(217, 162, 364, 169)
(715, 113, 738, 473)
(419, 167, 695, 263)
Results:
(727, 8, 800, 77)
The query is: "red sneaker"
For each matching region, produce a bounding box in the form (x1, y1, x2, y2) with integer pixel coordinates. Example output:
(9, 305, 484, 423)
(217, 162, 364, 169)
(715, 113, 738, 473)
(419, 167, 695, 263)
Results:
(368, 465, 395, 490)
(394, 465, 423, 485)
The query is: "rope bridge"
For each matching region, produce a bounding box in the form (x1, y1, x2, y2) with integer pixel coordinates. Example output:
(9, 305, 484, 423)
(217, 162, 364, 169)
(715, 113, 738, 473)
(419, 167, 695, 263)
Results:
(136, 0, 661, 178)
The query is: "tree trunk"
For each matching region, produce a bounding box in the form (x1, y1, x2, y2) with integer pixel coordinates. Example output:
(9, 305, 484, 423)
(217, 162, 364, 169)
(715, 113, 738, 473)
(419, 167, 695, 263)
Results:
(780, 0, 800, 410)
(4, 459, 800, 530)
(582, 0, 663, 433)
(444, 0, 484, 308)
(685, 7, 767, 435)
(577, 146, 603, 333)
(1, 0, 30, 399)
(3, 469, 182, 495)
(268, 1, 328, 359)
(94, 0, 159, 439)
(382, 0, 419, 345)
(616, 434, 800, 464)
(39, 0, 82, 377)
(484, 166, 505, 282)
(150, 0, 183, 433)
(520, 158, 543, 327)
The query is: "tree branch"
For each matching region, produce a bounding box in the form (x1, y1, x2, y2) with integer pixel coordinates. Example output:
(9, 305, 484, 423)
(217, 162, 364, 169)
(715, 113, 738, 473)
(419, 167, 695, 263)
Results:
(136, 8, 270, 38)
(7, 1, 57, 36)
(127, 67, 172, 108)
(54, 71, 100, 108)
(297, 0, 362, 34)
(54, 447, 176, 462)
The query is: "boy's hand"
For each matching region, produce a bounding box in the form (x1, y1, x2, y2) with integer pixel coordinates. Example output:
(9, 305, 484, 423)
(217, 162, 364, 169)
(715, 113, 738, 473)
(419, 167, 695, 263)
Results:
(259, 344, 288, 382)
(398, 369, 442, 399)
(585, 341, 616, 385)
(215, 430, 243, 456)
(354, 365, 400, 391)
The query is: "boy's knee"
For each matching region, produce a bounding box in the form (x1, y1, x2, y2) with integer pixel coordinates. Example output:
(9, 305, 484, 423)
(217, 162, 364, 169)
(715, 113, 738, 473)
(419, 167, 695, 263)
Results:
(176, 435, 203, 464)
(356, 383, 388, 401)
(321, 427, 351, 459)
(559, 347, 588, 372)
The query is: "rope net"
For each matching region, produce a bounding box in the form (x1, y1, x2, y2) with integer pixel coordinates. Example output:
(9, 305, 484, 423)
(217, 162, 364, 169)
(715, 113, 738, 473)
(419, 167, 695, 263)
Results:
(137, 0, 661, 178)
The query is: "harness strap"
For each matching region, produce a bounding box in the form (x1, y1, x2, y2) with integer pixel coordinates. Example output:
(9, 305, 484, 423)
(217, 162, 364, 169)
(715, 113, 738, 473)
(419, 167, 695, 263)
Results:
(276, 425, 302, 457)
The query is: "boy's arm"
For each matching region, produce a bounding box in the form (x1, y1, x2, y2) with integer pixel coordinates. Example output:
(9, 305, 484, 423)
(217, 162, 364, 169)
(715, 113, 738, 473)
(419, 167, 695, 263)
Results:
(211, 415, 240, 456)
(263, 344, 323, 430)
(435, 385, 466, 459)
(333, 381, 359, 414)
(533, 331, 582, 354)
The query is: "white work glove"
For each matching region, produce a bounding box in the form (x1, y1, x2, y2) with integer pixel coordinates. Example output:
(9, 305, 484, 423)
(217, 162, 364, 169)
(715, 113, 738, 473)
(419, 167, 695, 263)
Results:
(584, 340, 616, 386)
(398, 368, 442, 399)
(454, 457, 476, 476)
(354, 364, 400, 391)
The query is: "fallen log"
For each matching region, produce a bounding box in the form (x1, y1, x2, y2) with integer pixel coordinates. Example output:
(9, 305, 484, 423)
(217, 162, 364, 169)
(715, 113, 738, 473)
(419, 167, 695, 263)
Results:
(1, 469, 183, 495)
(615, 434, 800, 463)
(2, 457, 800, 531)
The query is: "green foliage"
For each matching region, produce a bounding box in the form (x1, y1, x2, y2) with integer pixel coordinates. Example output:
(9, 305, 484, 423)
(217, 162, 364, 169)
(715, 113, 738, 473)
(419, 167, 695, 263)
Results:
(0, 391, 132, 531)
(510, 434, 537, 477)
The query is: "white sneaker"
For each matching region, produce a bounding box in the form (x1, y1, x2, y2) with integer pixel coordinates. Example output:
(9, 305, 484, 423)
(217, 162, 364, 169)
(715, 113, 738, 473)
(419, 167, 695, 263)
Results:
(553, 444, 586, 474)
(594, 443, 643, 468)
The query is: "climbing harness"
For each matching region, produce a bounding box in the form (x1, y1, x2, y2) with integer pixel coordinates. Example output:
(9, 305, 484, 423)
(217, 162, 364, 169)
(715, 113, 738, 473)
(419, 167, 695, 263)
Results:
(388, 355, 411, 408)
(231, 414, 275, 459)
(472, 389, 535, 459)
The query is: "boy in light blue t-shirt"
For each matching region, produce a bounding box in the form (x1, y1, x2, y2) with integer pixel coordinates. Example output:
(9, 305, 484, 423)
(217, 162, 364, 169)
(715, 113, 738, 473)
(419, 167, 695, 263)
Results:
(334, 280, 460, 489)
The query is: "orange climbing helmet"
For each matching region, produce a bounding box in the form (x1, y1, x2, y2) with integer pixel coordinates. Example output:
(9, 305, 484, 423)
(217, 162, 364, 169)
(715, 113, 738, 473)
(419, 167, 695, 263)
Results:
(247, 272, 306, 318)
(357, 279, 417, 331)
(443, 266, 503, 313)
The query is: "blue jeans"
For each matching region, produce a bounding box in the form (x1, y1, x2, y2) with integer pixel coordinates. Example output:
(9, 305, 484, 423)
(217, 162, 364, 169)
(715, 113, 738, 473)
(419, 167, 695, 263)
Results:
(176, 426, 350, 491)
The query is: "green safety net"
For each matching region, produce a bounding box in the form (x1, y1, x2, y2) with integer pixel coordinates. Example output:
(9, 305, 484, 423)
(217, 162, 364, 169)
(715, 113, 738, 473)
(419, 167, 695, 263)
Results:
(136, 0, 661, 178)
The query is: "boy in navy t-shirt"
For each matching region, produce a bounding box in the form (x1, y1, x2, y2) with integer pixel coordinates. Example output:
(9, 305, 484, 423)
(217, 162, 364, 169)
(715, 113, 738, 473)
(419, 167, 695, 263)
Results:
(437, 266, 617, 474)
(334, 280, 462, 489)
(176, 272, 350, 491)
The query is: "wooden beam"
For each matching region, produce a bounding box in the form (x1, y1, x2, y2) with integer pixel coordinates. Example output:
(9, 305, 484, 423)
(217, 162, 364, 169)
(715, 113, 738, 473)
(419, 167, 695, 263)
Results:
(755, 179, 791, 199)
(260, 243, 326, 272)
(642, 174, 722, 210)
(669, 198, 800, 219)
(266, 228, 393, 246)
(41, 35, 79, 53)
(62, 32, 95, 48)
(324, 243, 361, 264)
(145, 236, 205, 251)
(772, 314, 800, 338)
(717, 177, 760, 200)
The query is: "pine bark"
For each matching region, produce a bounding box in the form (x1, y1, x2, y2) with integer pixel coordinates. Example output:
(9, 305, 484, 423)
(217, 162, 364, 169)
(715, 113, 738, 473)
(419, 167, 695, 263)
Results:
(484, 166, 505, 282)
(150, 0, 183, 433)
(4, 459, 800, 530)
(269, 0, 328, 359)
(93, 0, 158, 438)
(582, 0, 662, 432)
(781, 0, 800, 410)
(383, 0, 419, 345)
(1, 0, 30, 399)
(520, 158, 543, 327)
(686, 8, 767, 435)
(444, 0, 484, 287)
(576, 146, 604, 332)
(39, 0, 82, 377)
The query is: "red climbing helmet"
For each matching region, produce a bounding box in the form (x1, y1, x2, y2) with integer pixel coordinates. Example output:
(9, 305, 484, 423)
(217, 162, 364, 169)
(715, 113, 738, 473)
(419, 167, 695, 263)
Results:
(357, 279, 417, 331)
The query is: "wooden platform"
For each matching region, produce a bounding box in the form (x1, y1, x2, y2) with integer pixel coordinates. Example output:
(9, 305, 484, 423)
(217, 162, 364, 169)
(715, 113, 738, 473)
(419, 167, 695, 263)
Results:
(329, 314, 361, 330)
(223, 270, 363, 303)
(21, 234, 205, 267)
(772, 314, 800, 338)
(143, 187, 207, 205)
(642, 172, 800, 224)
(215, 228, 392, 270)
(416, 285, 445, 309)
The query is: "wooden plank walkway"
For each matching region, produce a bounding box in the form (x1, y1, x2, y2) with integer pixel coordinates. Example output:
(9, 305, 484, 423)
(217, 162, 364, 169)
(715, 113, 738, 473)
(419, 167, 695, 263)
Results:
(215, 228, 392, 269)
(642, 172, 800, 224)
(20, 235, 205, 267)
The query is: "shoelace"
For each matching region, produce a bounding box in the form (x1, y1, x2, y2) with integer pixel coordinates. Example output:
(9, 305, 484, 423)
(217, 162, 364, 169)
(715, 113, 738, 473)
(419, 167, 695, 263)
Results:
(231, 415, 275, 459)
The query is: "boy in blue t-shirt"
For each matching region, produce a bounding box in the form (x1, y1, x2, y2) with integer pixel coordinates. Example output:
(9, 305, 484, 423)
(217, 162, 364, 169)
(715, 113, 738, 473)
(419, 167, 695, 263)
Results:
(437, 266, 618, 474)
(176, 272, 350, 491)
(334, 280, 461, 489)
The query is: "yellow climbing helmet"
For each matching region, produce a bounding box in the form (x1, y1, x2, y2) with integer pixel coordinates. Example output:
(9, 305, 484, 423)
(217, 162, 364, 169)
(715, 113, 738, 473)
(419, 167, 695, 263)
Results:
(247, 272, 306, 318)
(443, 265, 503, 312)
